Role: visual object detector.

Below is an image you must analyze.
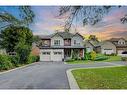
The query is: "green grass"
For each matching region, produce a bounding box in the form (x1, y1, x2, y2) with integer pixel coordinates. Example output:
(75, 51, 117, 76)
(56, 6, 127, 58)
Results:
(103, 56, 121, 62)
(72, 66, 127, 89)
(66, 60, 94, 64)
(66, 55, 121, 64)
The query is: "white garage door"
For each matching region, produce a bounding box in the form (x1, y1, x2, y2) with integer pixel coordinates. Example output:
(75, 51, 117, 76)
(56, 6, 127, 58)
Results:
(53, 51, 63, 61)
(40, 49, 64, 61)
(40, 51, 51, 61)
(102, 49, 114, 54)
(118, 50, 124, 54)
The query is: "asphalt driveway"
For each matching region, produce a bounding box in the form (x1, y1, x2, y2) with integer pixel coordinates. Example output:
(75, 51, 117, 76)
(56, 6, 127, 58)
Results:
(0, 61, 126, 89)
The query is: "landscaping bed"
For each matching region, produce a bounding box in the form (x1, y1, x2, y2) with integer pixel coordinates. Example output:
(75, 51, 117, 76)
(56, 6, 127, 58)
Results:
(66, 53, 122, 64)
(0, 54, 39, 72)
(72, 66, 127, 89)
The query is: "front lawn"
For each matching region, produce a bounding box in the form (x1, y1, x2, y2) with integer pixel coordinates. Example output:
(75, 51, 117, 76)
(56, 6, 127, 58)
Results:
(72, 66, 127, 89)
(66, 55, 121, 64)
(103, 55, 121, 62)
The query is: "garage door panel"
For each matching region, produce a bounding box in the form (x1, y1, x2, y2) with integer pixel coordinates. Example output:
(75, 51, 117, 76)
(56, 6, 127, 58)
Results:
(40, 50, 51, 61)
(53, 51, 63, 61)
(102, 49, 114, 54)
(118, 50, 124, 54)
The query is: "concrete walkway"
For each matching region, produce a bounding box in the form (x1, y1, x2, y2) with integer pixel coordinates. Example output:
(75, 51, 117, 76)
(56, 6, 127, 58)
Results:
(0, 61, 126, 89)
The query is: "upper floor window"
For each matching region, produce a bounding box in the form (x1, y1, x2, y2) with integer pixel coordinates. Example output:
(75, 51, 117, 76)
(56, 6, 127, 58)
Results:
(74, 40, 80, 45)
(74, 40, 76, 45)
(64, 39, 71, 46)
(118, 41, 125, 45)
(54, 40, 60, 46)
(42, 40, 50, 47)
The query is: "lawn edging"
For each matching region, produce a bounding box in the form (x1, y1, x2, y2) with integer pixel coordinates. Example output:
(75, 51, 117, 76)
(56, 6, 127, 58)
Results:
(0, 62, 39, 75)
(66, 69, 80, 89)
(66, 65, 125, 89)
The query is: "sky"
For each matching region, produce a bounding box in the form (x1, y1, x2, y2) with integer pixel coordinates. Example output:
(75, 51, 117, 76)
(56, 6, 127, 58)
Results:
(0, 6, 127, 40)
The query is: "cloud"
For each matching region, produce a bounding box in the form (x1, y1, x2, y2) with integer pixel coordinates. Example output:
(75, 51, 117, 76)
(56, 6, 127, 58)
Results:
(32, 6, 127, 40)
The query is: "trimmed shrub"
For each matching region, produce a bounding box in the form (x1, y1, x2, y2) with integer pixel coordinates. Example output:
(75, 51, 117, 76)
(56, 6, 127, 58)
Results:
(94, 56, 109, 61)
(28, 55, 40, 63)
(36, 56, 40, 62)
(10, 56, 20, 67)
(90, 51, 96, 61)
(15, 43, 31, 64)
(0, 54, 14, 70)
(121, 57, 127, 61)
(84, 53, 91, 60)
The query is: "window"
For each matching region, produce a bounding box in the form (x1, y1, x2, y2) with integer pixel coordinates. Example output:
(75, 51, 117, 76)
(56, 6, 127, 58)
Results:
(42, 52, 50, 55)
(104, 49, 112, 50)
(54, 40, 60, 46)
(74, 40, 76, 44)
(42, 40, 50, 46)
(54, 52, 62, 55)
(74, 40, 80, 45)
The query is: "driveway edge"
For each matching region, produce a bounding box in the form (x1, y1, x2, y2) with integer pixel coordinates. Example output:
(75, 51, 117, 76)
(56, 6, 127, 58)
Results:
(66, 69, 80, 89)
(0, 62, 39, 75)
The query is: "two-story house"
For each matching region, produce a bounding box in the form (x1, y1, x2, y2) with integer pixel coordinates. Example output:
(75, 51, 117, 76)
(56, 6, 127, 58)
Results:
(38, 32, 85, 61)
(101, 38, 127, 55)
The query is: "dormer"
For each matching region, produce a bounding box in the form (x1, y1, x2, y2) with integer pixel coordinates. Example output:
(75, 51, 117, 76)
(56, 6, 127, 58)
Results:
(118, 38, 126, 45)
(71, 33, 84, 46)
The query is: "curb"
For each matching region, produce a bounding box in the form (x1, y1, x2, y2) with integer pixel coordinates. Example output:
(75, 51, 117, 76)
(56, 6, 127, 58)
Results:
(66, 65, 125, 89)
(66, 69, 79, 89)
(0, 62, 39, 75)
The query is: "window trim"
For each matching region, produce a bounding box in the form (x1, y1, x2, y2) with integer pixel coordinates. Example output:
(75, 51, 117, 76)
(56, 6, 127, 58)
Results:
(54, 40, 60, 46)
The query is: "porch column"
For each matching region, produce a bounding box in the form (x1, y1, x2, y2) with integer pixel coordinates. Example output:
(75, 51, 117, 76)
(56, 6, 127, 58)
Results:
(82, 49, 84, 57)
(71, 49, 73, 58)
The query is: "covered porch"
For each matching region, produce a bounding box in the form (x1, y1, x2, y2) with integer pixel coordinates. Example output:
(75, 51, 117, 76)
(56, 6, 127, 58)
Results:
(64, 48, 84, 60)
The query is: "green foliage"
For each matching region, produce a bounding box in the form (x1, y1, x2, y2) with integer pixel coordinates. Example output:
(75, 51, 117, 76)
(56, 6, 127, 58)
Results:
(84, 53, 91, 60)
(0, 54, 14, 70)
(72, 49, 79, 59)
(28, 54, 40, 63)
(15, 43, 31, 64)
(94, 56, 109, 61)
(121, 57, 127, 61)
(9, 56, 20, 67)
(0, 26, 33, 53)
(90, 51, 96, 61)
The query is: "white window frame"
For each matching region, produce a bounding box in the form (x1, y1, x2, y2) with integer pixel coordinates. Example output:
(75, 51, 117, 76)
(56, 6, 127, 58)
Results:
(42, 52, 50, 55)
(54, 40, 60, 46)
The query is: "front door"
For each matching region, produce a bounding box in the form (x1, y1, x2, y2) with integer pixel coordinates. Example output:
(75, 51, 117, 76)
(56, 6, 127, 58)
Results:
(64, 49, 71, 59)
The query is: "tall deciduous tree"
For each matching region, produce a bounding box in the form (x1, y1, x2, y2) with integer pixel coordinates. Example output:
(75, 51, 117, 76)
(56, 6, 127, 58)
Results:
(0, 26, 33, 53)
(59, 6, 126, 31)
(0, 6, 35, 30)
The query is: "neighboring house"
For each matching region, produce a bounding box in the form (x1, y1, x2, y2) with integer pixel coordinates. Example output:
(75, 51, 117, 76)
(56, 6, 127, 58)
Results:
(31, 43, 40, 56)
(84, 39, 101, 53)
(38, 32, 85, 61)
(101, 38, 127, 55)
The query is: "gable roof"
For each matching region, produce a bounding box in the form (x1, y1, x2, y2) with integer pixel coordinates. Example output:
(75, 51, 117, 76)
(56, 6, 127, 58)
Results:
(104, 38, 127, 48)
(72, 32, 84, 39)
(39, 32, 84, 39)
(84, 40, 101, 47)
(109, 38, 126, 42)
(55, 32, 73, 39)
